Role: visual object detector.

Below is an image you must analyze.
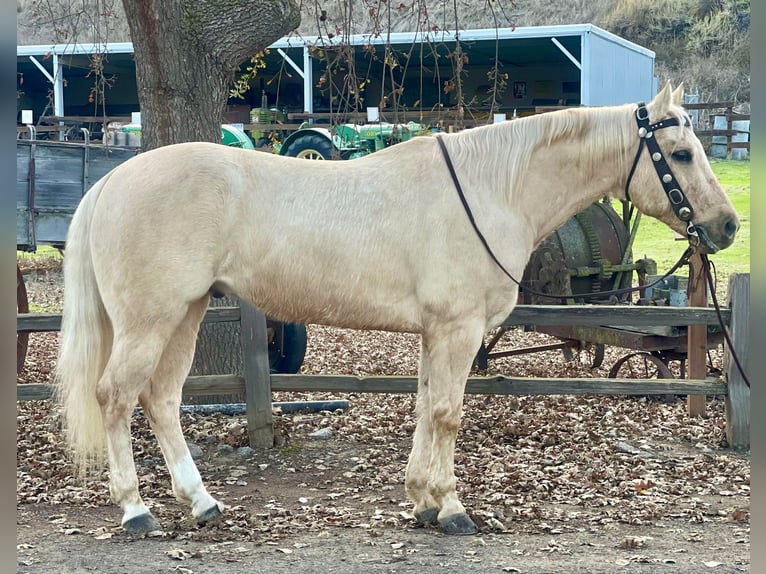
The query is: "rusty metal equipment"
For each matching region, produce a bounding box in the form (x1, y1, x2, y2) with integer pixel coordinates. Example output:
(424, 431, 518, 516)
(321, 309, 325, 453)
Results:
(521, 201, 640, 305)
(476, 200, 655, 370)
(476, 199, 724, 379)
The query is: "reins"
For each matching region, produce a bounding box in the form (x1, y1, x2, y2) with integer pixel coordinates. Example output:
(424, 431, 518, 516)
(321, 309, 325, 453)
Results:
(699, 254, 751, 388)
(436, 105, 750, 387)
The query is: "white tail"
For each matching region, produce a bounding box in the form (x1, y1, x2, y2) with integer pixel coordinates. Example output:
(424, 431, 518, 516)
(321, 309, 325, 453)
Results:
(55, 176, 114, 474)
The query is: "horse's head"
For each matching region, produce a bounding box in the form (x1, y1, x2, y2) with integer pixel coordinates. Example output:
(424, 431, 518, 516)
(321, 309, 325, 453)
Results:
(626, 82, 740, 254)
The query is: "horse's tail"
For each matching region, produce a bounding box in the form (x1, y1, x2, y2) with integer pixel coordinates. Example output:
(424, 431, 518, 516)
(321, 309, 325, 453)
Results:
(55, 175, 113, 475)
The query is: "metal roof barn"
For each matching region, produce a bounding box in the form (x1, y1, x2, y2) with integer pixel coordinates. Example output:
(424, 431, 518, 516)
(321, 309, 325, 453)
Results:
(16, 23, 656, 121)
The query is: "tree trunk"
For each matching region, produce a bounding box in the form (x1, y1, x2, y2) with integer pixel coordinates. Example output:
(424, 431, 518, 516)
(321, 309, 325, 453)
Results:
(189, 295, 246, 405)
(119, 0, 300, 401)
(122, 0, 300, 150)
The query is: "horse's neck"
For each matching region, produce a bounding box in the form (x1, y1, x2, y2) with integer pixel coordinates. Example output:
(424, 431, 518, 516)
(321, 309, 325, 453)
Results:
(512, 127, 628, 246)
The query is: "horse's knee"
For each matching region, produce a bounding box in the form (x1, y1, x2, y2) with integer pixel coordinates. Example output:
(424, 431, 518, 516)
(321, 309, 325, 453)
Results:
(431, 400, 462, 434)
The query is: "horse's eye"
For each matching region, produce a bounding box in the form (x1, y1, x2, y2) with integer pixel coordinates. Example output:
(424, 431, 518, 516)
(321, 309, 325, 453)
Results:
(671, 150, 692, 162)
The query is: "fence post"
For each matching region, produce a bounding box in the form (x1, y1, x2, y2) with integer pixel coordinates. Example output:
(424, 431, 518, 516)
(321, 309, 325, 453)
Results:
(686, 253, 708, 416)
(239, 302, 274, 448)
(725, 273, 749, 449)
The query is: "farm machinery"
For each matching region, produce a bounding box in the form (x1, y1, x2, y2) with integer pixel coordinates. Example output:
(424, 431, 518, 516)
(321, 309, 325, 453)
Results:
(278, 120, 427, 159)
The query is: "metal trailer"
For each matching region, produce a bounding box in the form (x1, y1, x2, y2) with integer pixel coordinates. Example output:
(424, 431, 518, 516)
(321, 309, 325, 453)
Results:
(15, 133, 306, 375)
(16, 131, 138, 252)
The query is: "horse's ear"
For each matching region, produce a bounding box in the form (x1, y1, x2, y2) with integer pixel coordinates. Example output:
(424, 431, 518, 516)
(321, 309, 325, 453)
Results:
(671, 82, 685, 106)
(648, 81, 673, 120)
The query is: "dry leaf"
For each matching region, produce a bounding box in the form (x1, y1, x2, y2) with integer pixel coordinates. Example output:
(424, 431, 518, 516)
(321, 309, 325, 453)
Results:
(94, 532, 113, 540)
(728, 509, 749, 522)
(165, 549, 192, 560)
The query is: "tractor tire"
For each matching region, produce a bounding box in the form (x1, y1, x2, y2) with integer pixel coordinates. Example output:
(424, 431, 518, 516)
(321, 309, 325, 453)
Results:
(283, 133, 333, 160)
(269, 322, 308, 374)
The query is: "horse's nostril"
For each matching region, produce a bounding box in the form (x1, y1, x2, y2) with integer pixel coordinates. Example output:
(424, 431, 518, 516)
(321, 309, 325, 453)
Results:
(724, 218, 739, 239)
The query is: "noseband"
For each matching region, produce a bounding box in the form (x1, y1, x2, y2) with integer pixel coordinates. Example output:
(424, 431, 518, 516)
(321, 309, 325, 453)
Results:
(624, 103, 699, 246)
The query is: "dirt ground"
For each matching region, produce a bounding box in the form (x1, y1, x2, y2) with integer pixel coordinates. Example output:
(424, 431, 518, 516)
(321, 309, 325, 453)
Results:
(17, 419, 750, 574)
(16, 259, 751, 573)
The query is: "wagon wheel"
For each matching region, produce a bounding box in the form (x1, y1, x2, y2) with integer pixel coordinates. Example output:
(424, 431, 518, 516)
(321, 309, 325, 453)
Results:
(17, 265, 29, 374)
(588, 343, 605, 369)
(282, 133, 333, 160)
(608, 351, 673, 379)
(561, 341, 604, 368)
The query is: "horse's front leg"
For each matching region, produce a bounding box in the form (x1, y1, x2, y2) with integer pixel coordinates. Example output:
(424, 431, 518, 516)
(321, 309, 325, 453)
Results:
(405, 340, 440, 526)
(411, 321, 484, 535)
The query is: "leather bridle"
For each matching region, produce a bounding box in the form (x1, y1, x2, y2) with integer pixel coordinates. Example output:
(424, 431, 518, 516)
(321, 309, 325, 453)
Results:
(624, 102, 699, 247)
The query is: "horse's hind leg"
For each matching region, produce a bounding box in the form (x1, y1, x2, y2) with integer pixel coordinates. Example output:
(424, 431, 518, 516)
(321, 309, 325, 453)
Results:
(138, 297, 224, 526)
(97, 314, 187, 535)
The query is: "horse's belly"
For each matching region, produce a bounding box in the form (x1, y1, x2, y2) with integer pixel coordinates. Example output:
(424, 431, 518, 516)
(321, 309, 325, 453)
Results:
(225, 266, 423, 333)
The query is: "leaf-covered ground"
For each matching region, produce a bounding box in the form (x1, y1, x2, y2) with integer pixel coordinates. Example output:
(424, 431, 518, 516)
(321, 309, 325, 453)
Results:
(17, 259, 750, 573)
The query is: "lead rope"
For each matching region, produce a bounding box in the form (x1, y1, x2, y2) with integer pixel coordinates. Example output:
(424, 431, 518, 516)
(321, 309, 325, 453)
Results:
(700, 255, 751, 388)
(436, 135, 751, 388)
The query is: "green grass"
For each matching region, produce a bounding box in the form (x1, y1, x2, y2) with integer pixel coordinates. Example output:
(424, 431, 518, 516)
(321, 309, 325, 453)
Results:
(17, 245, 63, 265)
(629, 158, 750, 289)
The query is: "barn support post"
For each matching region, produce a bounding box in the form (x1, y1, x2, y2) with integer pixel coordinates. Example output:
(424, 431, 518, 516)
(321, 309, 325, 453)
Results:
(686, 253, 708, 416)
(239, 303, 274, 448)
(725, 273, 750, 449)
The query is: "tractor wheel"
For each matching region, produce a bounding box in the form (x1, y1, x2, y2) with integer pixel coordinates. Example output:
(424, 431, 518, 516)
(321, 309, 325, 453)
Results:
(268, 322, 308, 374)
(283, 133, 333, 160)
(17, 265, 29, 374)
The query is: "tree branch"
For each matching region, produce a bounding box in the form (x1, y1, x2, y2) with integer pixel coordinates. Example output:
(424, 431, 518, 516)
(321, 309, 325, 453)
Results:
(181, 0, 301, 69)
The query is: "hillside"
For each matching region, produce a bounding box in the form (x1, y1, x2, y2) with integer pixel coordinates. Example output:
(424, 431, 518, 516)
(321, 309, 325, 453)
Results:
(16, 0, 749, 103)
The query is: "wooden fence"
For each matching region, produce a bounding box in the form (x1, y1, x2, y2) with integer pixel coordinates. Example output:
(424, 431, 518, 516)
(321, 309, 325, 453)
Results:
(17, 273, 750, 450)
(684, 101, 750, 156)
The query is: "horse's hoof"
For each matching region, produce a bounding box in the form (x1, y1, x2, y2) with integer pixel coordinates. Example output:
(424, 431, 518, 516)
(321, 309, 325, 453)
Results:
(196, 504, 223, 526)
(414, 508, 439, 527)
(123, 513, 162, 537)
(439, 513, 479, 536)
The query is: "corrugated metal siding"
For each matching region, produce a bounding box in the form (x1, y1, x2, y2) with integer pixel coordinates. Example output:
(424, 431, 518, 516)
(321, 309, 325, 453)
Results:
(584, 31, 655, 106)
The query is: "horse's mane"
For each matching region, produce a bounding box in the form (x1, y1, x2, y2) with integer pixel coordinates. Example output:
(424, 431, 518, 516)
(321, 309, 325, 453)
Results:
(445, 102, 689, 204)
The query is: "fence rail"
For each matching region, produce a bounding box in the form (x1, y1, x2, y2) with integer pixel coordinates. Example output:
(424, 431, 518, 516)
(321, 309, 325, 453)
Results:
(17, 279, 750, 450)
(684, 101, 750, 156)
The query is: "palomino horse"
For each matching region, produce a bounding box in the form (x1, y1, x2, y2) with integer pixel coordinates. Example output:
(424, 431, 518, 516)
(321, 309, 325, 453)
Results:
(56, 82, 738, 536)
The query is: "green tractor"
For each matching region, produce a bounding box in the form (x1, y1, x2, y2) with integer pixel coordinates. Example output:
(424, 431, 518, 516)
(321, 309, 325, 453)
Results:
(248, 106, 289, 149)
(277, 120, 427, 160)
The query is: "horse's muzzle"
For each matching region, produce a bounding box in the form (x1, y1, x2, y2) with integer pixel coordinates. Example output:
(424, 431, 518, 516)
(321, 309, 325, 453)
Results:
(694, 216, 739, 254)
